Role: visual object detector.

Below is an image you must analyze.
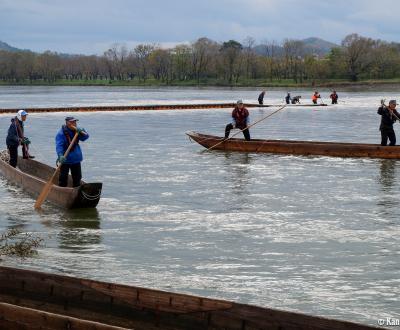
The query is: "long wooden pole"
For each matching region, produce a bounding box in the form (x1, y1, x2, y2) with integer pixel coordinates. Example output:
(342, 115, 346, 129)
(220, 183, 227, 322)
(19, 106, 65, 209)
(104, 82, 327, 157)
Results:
(34, 132, 80, 209)
(207, 105, 287, 151)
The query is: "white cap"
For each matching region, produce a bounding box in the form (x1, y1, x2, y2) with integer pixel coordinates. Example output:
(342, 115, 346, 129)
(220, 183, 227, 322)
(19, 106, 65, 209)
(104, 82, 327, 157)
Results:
(17, 109, 28, 121)
(237, 99, 243, 104)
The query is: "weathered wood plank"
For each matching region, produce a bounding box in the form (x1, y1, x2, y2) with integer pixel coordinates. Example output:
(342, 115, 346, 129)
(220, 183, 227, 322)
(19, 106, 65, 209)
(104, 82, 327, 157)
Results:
(0, 302, 132, 330)
(0, 266, 380, 330)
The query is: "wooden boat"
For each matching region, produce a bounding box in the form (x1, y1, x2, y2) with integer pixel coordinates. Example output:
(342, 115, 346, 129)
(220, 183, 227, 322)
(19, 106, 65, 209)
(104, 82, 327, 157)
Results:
(0, 152, 102, 208)
(0, 266, 379, 330)
(0, 103, 328, 114)
(187, 131, 400, 159)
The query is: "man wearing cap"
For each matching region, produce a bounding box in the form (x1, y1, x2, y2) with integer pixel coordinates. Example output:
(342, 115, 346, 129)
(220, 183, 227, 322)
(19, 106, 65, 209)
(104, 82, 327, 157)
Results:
(225, 100, 251, 141)
(378, 100, 400, 146)
(6, 109, 34, 168)
(55, 116, 89, 187)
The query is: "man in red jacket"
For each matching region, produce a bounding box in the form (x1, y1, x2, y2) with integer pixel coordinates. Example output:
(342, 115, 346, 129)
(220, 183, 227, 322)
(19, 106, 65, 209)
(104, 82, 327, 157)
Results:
(225, 100, 250, 141)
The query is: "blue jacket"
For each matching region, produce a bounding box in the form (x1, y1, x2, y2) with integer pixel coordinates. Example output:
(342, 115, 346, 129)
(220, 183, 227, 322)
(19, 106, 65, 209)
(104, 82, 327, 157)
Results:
(55, 126, 89, 164)
(6, 117, 23, 147)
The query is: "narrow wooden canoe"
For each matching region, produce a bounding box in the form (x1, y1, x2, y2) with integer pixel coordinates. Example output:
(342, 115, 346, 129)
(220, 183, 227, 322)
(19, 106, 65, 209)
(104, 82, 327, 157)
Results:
(187, 131, 400, 159)
(0, 103, 328, 114)
(0, 266, 379, 330)
(0, 153, 102, 208)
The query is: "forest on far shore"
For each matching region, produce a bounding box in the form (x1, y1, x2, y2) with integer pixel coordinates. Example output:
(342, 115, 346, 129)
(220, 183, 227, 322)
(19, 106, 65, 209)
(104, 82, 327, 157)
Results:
(1, 33, 400, 87)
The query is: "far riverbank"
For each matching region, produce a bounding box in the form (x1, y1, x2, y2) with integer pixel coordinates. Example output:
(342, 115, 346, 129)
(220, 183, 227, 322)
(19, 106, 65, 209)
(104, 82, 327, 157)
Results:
(1, 78, 400, 89)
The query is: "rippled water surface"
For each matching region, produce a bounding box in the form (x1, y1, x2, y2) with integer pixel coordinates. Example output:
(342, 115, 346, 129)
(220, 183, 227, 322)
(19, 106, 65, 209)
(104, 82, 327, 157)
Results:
(0, 86, 399, 327)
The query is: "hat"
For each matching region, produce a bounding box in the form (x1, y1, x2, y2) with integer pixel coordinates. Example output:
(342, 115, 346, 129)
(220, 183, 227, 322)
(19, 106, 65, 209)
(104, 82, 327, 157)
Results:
(389, 100, 398, 106)
(65, 116, 79, 122)
(237, 99, 243, 104)
(17, 109, 28, 121)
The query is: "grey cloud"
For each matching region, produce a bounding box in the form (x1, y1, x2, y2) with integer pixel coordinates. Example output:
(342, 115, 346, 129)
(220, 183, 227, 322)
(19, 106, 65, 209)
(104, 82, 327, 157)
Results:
(1, 0, 399, 54)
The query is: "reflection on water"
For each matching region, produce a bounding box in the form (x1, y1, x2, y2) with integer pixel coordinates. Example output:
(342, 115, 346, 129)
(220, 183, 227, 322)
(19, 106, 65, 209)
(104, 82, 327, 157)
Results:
(378, 159, 397, 192)
(57, 209, 101, 252)
(223, 152, 252, 204)
(376, 159, 399, 221)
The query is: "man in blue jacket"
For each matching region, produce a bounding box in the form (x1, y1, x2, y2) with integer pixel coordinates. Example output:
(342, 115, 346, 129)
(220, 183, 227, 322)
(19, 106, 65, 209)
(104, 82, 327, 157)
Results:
(55, 116, 89, 187)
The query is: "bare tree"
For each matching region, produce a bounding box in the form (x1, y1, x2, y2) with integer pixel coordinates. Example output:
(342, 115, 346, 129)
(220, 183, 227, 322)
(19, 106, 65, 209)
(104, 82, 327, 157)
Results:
(219, 40, 243, 84)
(132, 44, 155, 82)
(341, 33, 374, 81)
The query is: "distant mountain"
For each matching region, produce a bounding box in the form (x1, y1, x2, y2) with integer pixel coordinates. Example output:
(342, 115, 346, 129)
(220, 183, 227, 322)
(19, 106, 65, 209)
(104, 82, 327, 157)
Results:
(301, 37, 339, 56)
(0, 40, 23, 52)
(253, 37, 339, 57)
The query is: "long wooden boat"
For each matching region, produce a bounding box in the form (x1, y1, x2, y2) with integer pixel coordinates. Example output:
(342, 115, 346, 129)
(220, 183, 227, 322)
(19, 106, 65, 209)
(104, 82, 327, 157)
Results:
(0, 266, 379, 330)
(187, 131, 400, 159)
(0, 152, 102, 208)
(0, 103, 328, 114)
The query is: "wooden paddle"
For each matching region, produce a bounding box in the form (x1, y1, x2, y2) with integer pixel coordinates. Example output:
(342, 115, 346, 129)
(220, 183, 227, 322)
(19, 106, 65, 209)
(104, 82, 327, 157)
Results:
(207, 105, 287, 151)
(34, 132, 79, 209)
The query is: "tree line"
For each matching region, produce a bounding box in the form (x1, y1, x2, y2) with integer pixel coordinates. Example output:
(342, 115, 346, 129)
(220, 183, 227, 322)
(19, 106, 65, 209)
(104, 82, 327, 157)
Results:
(1, 33, 400, 85)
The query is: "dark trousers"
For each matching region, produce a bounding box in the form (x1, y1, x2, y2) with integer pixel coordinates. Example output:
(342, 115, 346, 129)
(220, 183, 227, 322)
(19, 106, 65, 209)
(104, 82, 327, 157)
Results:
(332, 99, 338, 104)
(7, 145, 18, 168)
(59, 163, 82, 187)
(258, 100, 263, 105)
(225, 123, 251, 141)
(381, 128, 396, 146)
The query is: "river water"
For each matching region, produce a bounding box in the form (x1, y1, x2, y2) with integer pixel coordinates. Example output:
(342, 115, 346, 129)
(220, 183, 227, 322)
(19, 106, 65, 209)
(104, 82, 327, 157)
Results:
(0, 86, 399, 327)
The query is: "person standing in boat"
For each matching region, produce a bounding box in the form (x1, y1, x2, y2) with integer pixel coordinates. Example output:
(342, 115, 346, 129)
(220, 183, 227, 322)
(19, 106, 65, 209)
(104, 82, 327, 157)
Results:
(285, 93, 292, 104)
(258, 91, 266, 105)
(330, 91, 339, 104)
(312, 91, 321, 104)
(56, 116, 89, 187)
(6, 109, 34, 168)
(225, 100, 250, 141)
(378, 100, 400, 146)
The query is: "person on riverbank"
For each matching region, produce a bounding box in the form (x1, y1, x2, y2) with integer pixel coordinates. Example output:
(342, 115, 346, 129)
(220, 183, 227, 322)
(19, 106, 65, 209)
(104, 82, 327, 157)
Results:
(291, 95, 301, 104)
(330, 91, 339, 104)
(258, 91, 266, 105)
(225, 100, 250, 141)
(55, 116, 89, 187)
(378, 100, 400, 146)
(6, 110, 34, 168)
(312, 91, 321, 104)
(285, 93, 291, 104)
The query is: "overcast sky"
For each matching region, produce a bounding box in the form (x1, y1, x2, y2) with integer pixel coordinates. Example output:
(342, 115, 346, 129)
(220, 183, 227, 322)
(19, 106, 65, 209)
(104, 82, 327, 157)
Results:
(1, 0, 400, 55)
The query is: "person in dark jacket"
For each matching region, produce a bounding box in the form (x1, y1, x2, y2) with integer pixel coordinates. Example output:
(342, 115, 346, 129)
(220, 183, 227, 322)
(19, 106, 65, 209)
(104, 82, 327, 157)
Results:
(330, 91, 339, 104)
(55, 116, 89, 187)
(285, 93, 291, 104)
(258, 91, 266, 105)
(225, 100, 250, 141)
(291, 95, 301, 104)
(378, 100, 400, 146)
(6, 109, 34, 168)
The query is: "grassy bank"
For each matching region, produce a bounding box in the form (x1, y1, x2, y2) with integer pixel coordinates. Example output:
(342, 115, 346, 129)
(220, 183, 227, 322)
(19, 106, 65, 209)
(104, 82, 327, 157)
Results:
(1, 78, 400, 88)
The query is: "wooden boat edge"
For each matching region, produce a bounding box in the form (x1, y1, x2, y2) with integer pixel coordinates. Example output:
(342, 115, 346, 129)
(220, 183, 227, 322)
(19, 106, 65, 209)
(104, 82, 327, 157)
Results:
(0, 266, 380, 330)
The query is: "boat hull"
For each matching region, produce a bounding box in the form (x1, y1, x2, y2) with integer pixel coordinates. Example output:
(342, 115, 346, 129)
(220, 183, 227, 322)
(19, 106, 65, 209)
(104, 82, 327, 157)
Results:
(0, 266, 379, 330)
(187, 131, 400, 159)
(0, 155, 102, 208)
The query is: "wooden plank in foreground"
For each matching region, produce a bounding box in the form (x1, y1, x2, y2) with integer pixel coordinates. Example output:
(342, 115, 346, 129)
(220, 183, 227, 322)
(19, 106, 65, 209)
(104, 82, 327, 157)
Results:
(0, 302, 131, 330)
(0, 266, 380, 330)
